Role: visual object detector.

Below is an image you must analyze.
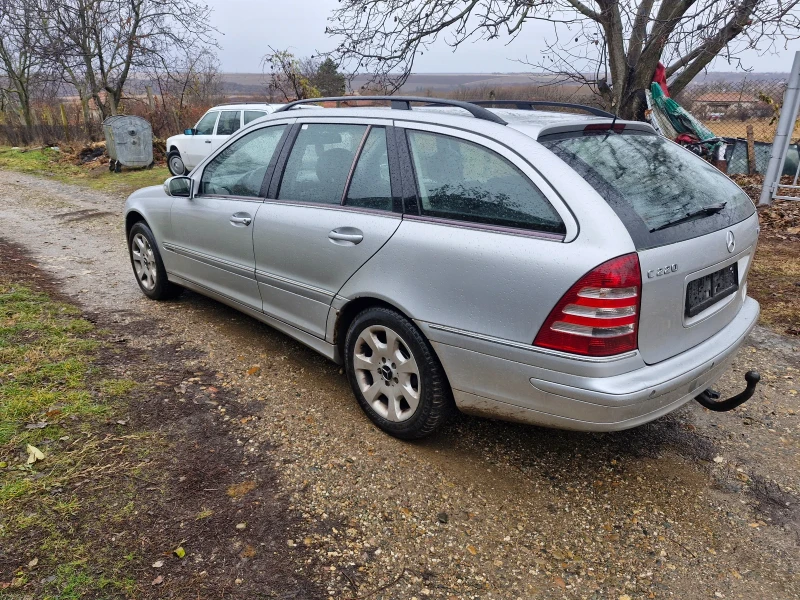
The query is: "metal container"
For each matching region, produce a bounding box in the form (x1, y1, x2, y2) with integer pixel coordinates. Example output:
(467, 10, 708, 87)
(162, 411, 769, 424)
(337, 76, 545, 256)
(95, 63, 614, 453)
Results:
(102, 115, 153, 171)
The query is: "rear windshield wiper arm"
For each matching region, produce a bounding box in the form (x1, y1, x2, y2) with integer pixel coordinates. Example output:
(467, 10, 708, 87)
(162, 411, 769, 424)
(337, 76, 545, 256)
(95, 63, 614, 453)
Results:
(650, 202, 727, 233)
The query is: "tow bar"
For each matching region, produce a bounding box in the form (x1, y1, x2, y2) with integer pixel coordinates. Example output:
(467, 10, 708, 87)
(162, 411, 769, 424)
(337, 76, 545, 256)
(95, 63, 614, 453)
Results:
(695, 370, 761, 412)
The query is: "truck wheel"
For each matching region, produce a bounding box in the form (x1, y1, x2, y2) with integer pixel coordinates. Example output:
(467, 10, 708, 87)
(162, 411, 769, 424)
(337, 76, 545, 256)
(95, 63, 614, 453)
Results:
(167, 151, 187, 176)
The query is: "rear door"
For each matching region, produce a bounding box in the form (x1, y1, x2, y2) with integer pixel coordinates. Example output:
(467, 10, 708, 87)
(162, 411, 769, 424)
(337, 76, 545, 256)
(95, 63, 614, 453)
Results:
(253, 119, 402, 338)
(541, 129, 758, 364)
(211, 110, 242, 153)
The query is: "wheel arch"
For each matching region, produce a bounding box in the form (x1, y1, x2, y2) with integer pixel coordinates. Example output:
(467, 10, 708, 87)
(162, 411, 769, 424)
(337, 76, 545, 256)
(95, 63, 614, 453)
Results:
(334, 296, 448, 375)
(125, 210, 147, 238)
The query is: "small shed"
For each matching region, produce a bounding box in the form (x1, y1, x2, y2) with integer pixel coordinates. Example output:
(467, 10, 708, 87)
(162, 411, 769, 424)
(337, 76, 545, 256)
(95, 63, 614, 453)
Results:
(102, 115, 153, 171)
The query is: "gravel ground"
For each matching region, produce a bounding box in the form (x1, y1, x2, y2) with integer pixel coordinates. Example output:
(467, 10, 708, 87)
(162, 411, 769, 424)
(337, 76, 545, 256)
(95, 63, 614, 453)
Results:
(0, 170, 798, 599)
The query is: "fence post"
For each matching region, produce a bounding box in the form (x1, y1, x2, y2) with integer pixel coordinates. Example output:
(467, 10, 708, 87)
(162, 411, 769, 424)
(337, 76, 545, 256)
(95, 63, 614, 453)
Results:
(746, 125, 756, 175)
(759, 51, 800, 205)
(60, 104, 70, 142)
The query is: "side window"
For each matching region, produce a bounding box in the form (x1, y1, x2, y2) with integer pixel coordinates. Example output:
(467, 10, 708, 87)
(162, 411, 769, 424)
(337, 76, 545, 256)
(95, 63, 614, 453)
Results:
(278, 124, 367, 204)
(406, 130, 566, 234)
(194, 112, 218, 136)
(200, 125, 286, 197)
(216, 110, 242, 135)
(345, 127, 392, 211)
(244, 110, 267, 125)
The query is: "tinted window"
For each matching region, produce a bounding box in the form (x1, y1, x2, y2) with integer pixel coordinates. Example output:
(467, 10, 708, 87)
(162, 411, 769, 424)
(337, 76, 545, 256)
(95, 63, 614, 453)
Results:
(541, 132, 755, 234)
(278, 124, 366, 204)
(406, 130, 565, 234)
(194, 112, 218, 135)
(200, 125, 286, 197)
(244, 110, 267, 125)
(216, 110, 241, 135)
(345, 127, 392, 211)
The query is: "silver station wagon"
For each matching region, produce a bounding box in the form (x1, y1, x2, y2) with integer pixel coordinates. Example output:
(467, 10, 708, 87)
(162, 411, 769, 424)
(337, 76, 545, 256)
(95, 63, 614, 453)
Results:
(124, 97, 761, 439)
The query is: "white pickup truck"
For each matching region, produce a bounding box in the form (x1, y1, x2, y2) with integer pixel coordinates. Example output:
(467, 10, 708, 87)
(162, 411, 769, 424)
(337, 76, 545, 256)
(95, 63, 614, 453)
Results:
(166, 103, 284, 175)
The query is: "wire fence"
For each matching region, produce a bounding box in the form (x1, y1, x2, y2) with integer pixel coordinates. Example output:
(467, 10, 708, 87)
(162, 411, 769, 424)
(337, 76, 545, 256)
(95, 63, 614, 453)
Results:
(675, 78, 799, 177)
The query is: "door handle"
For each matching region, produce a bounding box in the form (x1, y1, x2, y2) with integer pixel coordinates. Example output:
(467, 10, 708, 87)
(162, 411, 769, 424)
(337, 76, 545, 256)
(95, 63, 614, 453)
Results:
(205, 140, 212, 144)
(230, 214, 252, 226)
(328, 227, 363, 245)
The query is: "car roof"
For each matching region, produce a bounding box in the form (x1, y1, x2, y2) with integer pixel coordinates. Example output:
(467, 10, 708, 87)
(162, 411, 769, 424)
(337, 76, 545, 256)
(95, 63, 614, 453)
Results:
(209, 103, 284, 112)
(255, 105, 652, 140)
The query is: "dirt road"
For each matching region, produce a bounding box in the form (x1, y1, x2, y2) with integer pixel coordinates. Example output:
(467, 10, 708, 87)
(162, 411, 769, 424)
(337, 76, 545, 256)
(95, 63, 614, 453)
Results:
(1, 169, 798, 599)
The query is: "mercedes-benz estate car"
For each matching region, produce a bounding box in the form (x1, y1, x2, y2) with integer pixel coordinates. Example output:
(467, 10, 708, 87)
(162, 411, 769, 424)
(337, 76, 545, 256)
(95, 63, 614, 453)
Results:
(166, 103, 284, 176)
(125, 97, 760, 439)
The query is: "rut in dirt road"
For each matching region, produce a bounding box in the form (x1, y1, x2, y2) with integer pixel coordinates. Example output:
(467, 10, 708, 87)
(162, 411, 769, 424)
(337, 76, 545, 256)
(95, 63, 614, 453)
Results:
(1, 169, 798, 599)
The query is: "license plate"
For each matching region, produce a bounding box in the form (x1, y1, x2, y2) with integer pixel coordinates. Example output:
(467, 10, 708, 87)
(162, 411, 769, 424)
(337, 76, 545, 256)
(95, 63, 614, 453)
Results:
(685, 263, 739, 318)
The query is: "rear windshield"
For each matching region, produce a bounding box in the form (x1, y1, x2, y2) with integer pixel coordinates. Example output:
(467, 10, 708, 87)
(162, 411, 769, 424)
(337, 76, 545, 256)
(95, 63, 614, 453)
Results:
(540, 131, 755, 249)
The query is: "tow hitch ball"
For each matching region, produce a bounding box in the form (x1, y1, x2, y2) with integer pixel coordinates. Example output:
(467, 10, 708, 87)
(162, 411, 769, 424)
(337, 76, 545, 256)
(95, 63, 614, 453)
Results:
(695, 371, 761, 412)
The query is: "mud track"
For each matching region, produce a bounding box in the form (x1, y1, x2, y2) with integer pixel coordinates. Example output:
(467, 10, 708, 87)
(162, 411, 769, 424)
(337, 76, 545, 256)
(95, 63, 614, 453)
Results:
(1, 170, 798, 599)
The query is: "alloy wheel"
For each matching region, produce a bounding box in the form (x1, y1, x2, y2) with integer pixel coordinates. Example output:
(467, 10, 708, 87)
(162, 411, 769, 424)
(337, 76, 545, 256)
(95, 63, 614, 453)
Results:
(131, 233, 157, 291)
(353, 325, 421, 422)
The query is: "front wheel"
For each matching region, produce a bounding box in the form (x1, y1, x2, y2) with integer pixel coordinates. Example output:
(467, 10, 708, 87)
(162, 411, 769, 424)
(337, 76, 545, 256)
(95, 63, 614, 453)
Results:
(167, 151, 186, 176)
(344, 307, 454, 439)
(128, 222, 182, 300)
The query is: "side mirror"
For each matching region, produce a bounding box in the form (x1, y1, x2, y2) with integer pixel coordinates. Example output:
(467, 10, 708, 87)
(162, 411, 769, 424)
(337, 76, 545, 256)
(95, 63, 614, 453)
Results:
(184, 128, 195, 136)
(164, 176, 193, 198)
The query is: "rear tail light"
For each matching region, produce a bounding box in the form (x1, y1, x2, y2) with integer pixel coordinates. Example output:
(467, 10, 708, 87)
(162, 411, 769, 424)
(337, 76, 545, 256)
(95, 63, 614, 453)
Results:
(534, 254, 641, 357)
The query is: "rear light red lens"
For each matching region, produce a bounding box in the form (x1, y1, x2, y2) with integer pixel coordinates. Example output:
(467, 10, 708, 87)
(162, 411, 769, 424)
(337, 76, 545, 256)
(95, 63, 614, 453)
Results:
(533, 253, 642, 357)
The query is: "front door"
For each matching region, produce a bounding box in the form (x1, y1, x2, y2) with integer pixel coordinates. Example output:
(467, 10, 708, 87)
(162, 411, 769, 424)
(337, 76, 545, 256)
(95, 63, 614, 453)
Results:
(253, 122, 402, 338)
(183, 111, 219, 168)
(166, 123, 290, 310)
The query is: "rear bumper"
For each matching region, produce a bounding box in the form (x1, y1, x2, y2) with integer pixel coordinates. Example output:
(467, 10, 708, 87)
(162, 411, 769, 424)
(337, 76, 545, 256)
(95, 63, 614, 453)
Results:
(426, 297, 760, 431)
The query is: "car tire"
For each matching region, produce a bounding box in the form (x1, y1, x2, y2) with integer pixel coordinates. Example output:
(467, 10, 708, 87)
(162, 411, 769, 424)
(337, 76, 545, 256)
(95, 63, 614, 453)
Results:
(167, 151, 187, 176)
(344, 307, 454, 439)
(128, 221, 182, 300)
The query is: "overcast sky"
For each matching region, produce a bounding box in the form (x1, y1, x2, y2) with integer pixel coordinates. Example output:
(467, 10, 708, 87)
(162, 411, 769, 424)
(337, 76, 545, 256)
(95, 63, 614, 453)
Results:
(205, 0, 797, 74)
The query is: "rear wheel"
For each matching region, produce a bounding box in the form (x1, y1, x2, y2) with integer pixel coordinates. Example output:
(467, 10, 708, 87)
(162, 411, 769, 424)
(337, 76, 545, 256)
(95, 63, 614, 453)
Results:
(167, 151, 186, 176)
(128, 222, 182, 300)
(344, 307, 454, 439)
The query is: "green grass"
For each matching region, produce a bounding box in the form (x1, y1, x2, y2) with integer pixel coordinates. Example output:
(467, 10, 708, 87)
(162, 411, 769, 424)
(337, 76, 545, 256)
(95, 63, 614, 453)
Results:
(0, 146, 169, 196)
(0, 282, 142, 597)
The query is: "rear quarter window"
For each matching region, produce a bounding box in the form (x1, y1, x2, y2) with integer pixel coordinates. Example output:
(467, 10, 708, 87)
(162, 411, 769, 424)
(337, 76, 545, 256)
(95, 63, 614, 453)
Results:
(406, 130, 565, 234)
(540, 131, 755, 249)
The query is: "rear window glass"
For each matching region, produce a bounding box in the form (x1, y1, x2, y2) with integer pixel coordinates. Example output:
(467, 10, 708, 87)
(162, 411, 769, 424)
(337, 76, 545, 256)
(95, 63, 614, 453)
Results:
(244, 110, 267, 125)
(216, 110, 241, 135)
(541, 132, 755, 245)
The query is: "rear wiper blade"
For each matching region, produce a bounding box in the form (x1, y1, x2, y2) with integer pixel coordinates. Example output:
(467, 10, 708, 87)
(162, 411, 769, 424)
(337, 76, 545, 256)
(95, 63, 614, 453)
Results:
(650, 202, 727, 232)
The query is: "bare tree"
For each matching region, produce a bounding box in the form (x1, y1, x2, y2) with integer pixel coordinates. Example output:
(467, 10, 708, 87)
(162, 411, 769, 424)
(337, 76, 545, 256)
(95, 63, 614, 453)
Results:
(38, 0, 217, 121)
(148, 45, 223, 129)
(327, 0, 800, 118)
(0, 0, 57, 130)
(262, 48, 321, 101)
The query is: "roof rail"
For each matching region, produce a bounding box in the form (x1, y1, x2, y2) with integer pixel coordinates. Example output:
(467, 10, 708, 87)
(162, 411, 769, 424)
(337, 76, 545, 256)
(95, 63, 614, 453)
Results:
(213, 102, 275, 107)
(468, 100, 614, 118)
(273, 96, 508, 125)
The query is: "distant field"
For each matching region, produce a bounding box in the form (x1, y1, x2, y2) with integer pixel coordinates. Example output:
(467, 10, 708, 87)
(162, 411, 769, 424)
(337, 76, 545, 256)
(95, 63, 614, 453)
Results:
(701, 118, 800, 142)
